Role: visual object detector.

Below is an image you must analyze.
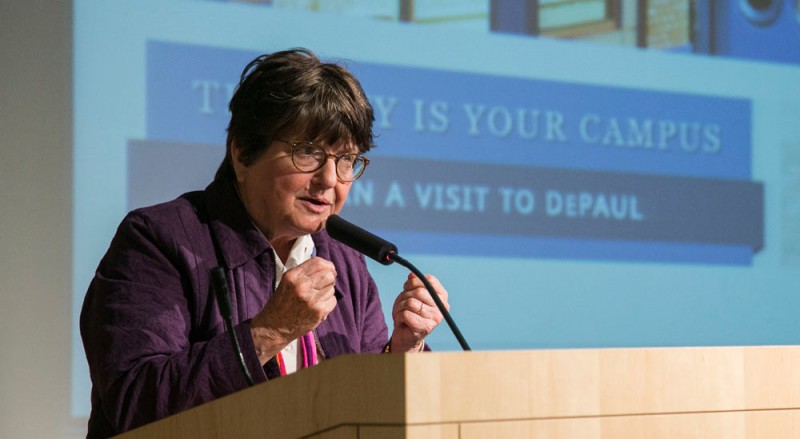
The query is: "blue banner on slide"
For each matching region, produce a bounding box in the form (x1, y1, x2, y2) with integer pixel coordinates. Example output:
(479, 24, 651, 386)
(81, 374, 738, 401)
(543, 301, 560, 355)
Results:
(147, 40, 752, 180)
(342, 156, 763, 261)
(144, 41, 762, 264)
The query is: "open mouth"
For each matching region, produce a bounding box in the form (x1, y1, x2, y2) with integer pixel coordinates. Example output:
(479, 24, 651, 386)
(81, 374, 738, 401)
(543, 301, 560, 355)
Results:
(300, 197, 331, 208)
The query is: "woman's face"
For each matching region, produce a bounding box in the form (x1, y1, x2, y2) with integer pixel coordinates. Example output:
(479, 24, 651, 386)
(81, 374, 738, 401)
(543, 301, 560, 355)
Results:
(232, 139, 354, 246)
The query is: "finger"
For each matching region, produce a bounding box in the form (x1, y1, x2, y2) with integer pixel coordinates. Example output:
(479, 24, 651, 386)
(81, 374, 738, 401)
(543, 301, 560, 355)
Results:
(318, 291, 338, 321)
(410, 274, 449, 311)
(309, 283, 338, 311)
(403, 273, 423, 290)
(393, 297, 442, 326)
(403, 274, 445, 295)
(393, 289, 431, 313)
(285, 258, 337, 291)
(393, 308, 438, 337)
(294, 257, 337, 279)
(422, 274, 446, 298)
(394, 297, 426, 315)
(396, 286, 439, 310)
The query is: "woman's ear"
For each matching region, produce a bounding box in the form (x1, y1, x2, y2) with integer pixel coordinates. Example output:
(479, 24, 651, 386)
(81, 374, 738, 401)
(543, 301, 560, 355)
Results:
(230, 140, 247, 183)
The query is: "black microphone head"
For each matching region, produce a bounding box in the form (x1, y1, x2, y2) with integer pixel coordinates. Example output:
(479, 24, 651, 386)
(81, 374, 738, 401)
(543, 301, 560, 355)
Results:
(326, 214, 397, 265)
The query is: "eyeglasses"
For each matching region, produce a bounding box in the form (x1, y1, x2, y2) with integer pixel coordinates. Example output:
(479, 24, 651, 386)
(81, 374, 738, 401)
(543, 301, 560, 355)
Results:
(276, 139, 369, 182)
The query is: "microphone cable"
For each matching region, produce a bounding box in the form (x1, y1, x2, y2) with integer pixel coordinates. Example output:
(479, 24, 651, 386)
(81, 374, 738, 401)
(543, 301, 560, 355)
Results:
(326, 214, 471, 351)
(388, 252, 471, 351)
(211, 267, 255, 387)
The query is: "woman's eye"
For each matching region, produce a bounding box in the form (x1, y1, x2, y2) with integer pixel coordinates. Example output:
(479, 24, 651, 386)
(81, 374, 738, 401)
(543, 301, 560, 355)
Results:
(297, 145, 319, 156)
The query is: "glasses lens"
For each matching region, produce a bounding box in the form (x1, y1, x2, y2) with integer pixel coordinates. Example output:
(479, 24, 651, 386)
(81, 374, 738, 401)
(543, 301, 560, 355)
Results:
(292, 144, 325, 171)
(337, 155, 366, 182)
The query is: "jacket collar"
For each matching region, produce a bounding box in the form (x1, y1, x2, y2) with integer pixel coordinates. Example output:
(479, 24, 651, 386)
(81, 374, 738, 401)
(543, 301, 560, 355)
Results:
(204, 178, 271, 269)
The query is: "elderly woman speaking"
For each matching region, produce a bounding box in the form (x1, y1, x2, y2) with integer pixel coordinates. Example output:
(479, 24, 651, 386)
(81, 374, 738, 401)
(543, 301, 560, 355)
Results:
(80, 48, 450, 438)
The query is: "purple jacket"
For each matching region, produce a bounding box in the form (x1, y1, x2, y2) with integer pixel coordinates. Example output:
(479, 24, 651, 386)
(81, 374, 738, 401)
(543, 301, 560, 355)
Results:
(80, 179, 389, 438)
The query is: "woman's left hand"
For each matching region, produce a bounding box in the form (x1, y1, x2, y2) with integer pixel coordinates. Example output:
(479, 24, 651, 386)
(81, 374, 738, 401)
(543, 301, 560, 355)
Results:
(389, 273, 449, 352)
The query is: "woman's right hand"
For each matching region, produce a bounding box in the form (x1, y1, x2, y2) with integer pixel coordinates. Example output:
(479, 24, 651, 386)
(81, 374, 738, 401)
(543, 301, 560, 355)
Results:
(249, 257, 337, 365)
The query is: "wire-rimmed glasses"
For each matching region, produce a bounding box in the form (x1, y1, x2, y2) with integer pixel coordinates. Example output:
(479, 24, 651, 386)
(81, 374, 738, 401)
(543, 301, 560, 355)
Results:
(276, 139, 369, 182)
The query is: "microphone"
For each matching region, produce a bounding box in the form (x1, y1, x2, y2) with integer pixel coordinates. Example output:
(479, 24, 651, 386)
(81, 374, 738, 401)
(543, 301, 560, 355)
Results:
(325, 214, 397, 265)
(210, 267, 255, 386)
(325, 215, 471, 351)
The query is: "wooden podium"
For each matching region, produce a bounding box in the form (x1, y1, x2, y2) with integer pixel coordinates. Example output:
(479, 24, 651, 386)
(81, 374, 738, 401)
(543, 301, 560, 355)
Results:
(118, 346, 800, 438)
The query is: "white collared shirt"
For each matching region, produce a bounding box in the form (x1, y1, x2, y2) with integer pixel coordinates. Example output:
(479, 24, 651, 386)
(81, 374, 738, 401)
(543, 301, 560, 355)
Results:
(272, 234, 315, 374)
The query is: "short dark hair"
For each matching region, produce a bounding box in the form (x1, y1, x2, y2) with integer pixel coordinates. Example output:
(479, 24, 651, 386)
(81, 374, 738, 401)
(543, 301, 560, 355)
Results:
(215, 48, 375, 181)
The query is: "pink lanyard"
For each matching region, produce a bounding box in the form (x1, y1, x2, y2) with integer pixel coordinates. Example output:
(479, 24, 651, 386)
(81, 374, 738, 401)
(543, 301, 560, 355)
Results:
(274, 331, 317, 376)
(272, 244, 319, 376)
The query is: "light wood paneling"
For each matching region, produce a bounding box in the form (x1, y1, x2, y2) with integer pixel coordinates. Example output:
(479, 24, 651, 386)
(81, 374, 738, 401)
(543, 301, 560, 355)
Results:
(118, 346, 800, 438)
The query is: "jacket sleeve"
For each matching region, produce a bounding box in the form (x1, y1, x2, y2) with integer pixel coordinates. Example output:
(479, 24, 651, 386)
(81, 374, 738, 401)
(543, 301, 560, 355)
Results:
(359, 269, 390, 353)
(80, 209, 266, 434)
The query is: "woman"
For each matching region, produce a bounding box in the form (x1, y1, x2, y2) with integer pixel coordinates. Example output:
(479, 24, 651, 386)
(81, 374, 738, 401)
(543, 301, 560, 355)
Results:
(80, 48, 449, 438)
